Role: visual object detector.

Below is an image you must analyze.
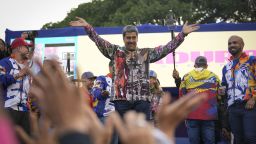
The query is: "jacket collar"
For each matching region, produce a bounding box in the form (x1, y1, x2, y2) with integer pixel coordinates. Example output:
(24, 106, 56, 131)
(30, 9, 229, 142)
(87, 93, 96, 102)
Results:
(229, 52, 248, 61)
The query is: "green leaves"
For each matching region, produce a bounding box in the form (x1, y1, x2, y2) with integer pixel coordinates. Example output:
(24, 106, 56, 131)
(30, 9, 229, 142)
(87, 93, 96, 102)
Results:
(42, 0, 256, 29)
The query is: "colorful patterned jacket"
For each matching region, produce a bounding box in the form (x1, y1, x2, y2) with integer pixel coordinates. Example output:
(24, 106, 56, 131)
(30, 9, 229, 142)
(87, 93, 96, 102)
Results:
(85, 25, 186, 101)
(0, 57, 30, 111)
(221, 53, 256, 106)
(179, 69, 220, 120)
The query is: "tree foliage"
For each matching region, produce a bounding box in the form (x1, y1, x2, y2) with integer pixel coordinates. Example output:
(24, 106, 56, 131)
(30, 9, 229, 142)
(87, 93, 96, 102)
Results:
(42, 0, 256, 29)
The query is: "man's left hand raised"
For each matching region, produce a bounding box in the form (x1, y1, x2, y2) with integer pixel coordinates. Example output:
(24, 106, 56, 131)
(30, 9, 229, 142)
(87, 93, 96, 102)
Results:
(182, 21, 200, 35)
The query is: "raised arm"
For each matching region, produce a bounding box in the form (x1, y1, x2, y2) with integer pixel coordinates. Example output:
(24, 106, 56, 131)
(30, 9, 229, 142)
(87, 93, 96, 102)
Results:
(70, 17, 118, 59)
(149, 21, 200, 62)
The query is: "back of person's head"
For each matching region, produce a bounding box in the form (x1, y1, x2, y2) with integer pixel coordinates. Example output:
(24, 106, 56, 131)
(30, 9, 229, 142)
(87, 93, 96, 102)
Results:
(122, 25, 138, 37)
(194, 56, 207, 68)
(149, 70, 157, 78)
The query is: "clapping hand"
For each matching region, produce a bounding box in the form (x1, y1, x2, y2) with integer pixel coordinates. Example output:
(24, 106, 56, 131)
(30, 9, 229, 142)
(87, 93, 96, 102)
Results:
(157, 91, 207, 140)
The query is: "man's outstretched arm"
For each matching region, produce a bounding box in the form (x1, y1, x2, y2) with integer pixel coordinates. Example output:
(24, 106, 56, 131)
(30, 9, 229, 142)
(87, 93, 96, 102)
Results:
(70, 17, 118, 59)
(149, 21, 200, 62)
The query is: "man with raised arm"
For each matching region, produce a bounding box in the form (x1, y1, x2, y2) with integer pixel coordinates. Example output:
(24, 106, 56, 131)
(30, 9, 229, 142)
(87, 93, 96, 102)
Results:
(70, 17, 199, 120)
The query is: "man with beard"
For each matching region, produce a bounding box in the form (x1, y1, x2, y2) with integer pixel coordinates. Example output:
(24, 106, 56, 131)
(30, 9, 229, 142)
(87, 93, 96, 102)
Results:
(0, 38, 31, 143)
(81, 71, 97, 108)
(221, 35, 256, 144)
(70, 17, 199, 120)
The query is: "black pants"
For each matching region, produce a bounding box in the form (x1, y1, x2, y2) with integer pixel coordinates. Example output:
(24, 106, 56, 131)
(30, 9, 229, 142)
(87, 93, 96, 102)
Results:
(6, 109, 30, 144)
(228, 103, 256, 144)
(114, 100, 150, 144)
(114, 100, 151, 120)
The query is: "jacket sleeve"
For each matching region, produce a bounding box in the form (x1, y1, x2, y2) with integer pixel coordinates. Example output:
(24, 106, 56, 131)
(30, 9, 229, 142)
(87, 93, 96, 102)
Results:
(92, 89, 108, 101)
(215, 74, 222, 101)
(0, 60, 16, 88)
(84, 25, 119, 60)
(149, 32, 186, 63)
(249, 56, 256, 100)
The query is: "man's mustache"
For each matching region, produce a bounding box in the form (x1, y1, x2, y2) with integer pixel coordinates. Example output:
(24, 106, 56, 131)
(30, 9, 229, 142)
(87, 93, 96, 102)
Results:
(21, 53, 29, 60)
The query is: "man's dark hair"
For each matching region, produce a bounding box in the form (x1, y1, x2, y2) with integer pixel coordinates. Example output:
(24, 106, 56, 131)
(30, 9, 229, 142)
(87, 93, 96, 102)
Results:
(122, 25, 138, 37)
(195, 56, 207, 67)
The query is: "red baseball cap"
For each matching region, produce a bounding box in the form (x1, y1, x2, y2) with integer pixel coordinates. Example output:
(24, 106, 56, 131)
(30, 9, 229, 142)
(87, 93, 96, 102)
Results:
(11, 38, 31, 49)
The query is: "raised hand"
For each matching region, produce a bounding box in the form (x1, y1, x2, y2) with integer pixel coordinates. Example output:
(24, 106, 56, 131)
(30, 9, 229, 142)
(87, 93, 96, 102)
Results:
(85, 108, 113, 144)
(109, 111, 155, 144)
(182, 21, 200, 35)
(16, 113, 57, 144)
(29, 60, 90, 135)
(69, 17, 90, 27)
(245, 97, 255, 109)
(157, 91, 207, 140)
(29, 59, 115, 144)
(172, 69, 180, 79)
(222, 128, 231, 141)
(14, 66, 30, 80)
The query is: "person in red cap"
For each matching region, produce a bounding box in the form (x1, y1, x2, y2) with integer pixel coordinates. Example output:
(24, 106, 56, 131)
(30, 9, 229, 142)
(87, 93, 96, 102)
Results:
(0, 37, 31, 141)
